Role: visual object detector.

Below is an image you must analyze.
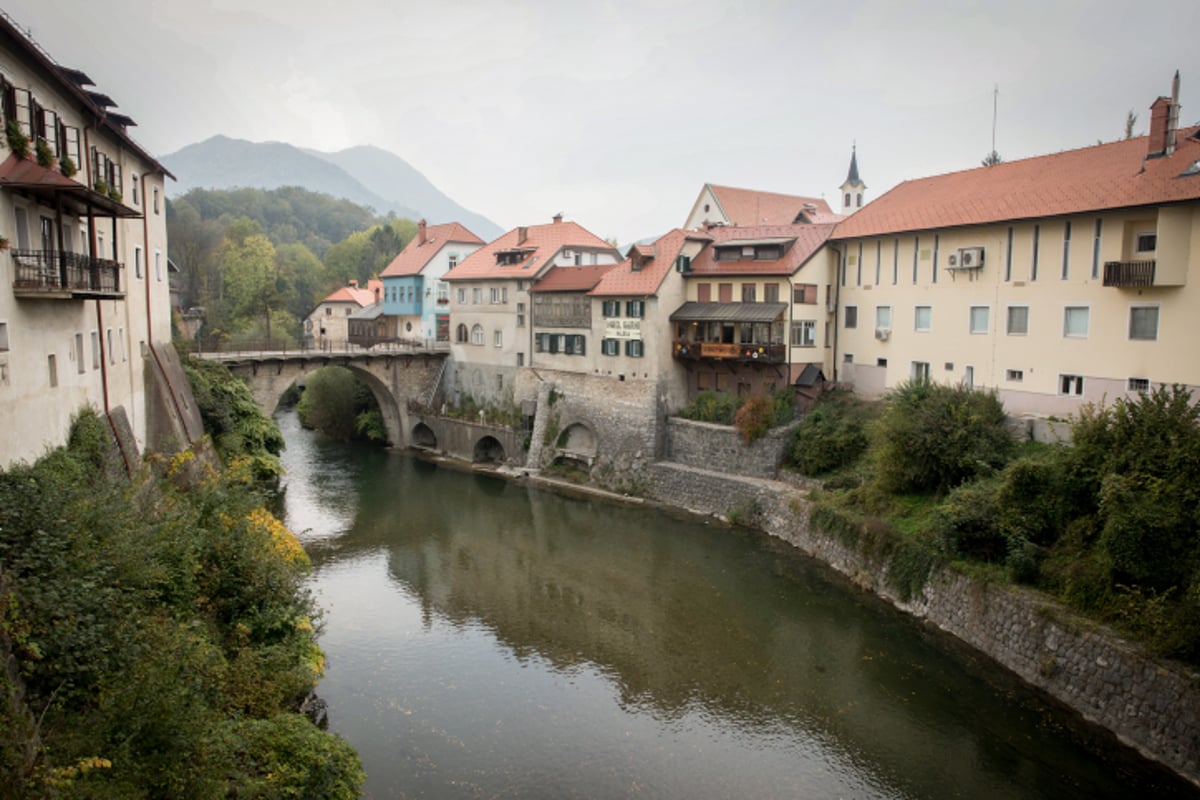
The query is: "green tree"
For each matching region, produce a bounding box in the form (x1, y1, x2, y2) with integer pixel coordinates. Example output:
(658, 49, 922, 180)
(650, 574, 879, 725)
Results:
(981, 150, 1003, 167)
(218, 232, 295, 342)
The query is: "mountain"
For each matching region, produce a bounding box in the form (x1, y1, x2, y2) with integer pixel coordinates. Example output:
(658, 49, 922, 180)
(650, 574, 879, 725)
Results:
(305, 145, 502, 242)
(160, 136, 503, 240)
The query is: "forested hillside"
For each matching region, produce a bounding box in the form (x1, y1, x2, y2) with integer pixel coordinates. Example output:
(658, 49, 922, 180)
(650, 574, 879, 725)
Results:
(168, 187, 416, 346)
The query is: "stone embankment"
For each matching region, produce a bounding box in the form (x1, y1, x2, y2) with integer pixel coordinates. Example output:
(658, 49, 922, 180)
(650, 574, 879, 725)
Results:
(637, 461, 1200, 788)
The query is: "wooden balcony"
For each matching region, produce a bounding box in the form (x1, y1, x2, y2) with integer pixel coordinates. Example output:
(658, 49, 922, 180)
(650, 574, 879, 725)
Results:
(12, 249, 123, 299)
(1103, 260, 1155, 287)
(673, 340, 787, 364)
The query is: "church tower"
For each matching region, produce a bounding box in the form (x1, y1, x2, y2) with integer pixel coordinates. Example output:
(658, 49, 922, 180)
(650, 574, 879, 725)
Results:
(840, 144, 866, 215)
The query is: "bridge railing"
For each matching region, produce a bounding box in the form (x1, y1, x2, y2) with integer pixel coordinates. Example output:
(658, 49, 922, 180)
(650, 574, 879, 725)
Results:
(189, 337, 451, 357)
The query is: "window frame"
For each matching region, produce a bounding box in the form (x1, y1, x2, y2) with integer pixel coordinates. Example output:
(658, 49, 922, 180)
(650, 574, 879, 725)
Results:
(914, 305, 931, 332)
(968, 305, 990, 335)
(844, 305, 858, 329)
(1005, 305, 1029, 336)
(1128, 305, 1159, 341)
(1063, 305, 1090, 339)
(791, 320, 816, 347)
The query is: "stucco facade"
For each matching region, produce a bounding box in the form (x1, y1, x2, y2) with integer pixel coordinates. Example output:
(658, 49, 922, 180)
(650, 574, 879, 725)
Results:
(0, 17, 176, 468)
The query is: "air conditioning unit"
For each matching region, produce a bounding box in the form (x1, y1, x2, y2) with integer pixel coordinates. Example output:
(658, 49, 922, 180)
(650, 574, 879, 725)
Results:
(958, 247, 985, 268)
(875, 327, 891, 341)
(947, 252, 959, 268)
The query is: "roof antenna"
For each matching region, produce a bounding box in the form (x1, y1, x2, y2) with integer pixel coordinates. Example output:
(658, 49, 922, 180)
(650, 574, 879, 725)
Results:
(991, 84, 999, 159)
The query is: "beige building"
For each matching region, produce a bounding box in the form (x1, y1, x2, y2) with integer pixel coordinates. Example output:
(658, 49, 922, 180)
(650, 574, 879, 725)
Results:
(683, 183, 840, 229)
(444, 214, 619, 405)
(303, 279, 380, 351)
(831, 74, 1200, 417)
(0, 15, 183, 468)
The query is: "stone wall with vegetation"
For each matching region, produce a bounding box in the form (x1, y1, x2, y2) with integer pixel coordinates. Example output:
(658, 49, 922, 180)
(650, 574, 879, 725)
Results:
(664, 417, 795, 479)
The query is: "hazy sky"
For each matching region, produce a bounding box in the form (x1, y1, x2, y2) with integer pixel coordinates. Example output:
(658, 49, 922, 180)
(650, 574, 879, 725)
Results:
(8, 1, 1197, 243)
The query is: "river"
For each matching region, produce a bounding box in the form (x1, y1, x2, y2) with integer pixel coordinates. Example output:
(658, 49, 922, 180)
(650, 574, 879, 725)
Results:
(276, 411, 1193, 799)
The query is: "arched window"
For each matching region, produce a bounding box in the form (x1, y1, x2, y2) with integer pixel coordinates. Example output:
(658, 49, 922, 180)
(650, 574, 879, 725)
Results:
(844, 193, 851, 207)
(856, 193, 862, 207)
(456, 323, 469, 343)
(470, 324, 484, 345)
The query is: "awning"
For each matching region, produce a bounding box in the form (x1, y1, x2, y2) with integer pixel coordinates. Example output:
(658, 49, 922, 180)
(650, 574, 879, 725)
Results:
(0, 154, 141, 218)
(669, 301, 787, 323)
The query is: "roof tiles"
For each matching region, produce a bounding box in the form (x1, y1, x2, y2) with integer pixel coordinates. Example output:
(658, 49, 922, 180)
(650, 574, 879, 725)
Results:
(833, 127, 1200, 239)
(708, 184, 834, 226)
(533, 264, 617, 292)
(688, 223, 836, 276)
(380, 222, 484, 278)
(444, 219, 617, 281)
(590, 228, 708, 297)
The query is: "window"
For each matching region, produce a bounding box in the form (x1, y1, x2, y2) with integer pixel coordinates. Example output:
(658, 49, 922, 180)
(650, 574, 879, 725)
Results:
(875, 305, 892, 330)
(1092, 219, 1103, 280)
(494, 330, 503, 347)
(963, 365, 975, 390)
(457, 288, 466, 304)
(844, 305, 858, 329)
(448, 254, 458, 270)
(1005, 226, 1014, 281)
(856, 242, 863, 285)
(1061, 221, 1072, 280)
(1031, 224, 1040, 280)
(490, 287, 501, 304)
(75, 333, 85, 373)
(325, 306, 332, 316)
(718, 283, 733, 302)
(911, 361, 930, 383)
(626, 300, 644, 318)
(1063, 306, 1089, 338)
(969, 305, 989, 334)
(856, 192, 862, 207)
(1129, 306, 1159, 340)
(914, 305, 931, 332)
(91, 331, 100, 369)
(602, 300, 620, 317)
(791, 320, 816, 347)
(47, 354, 57, 388)
(793, 284, 817, 304)
(1136, 232, 1157, 253)
(155, 251, 163, 282)
(877, 357, 888, 367)
(472, 288, 483, 304)
(1060, 374, 1084, 395)
(1006, 369, 1024, 382)
(118, 327, 126, 361)
(742, 284, 756, 303)
(764, 283, 779, 303)
(107, 329, 115, 364)
(602, 338, 619, 356)
(437, 281, 449, 302)
(844, 353, 854, 364)
(131, 175, 140, 205)
(470, 324, 484, 345)
(912, 235, 919, 284)
(456, 323, 468, 343)
(697, 283, 711, 303)
(1128, 377, 1150, 392)
(844, 192, 851, 207)
(0, 322, 8, 351)
(517, 353, 525, 367)
(1006, 305, 1029, 335)
(134, 246, 143, 279)
(626, 339, 644, 358)
(153, 187, 160, 214)
(517, 302, 525, 328)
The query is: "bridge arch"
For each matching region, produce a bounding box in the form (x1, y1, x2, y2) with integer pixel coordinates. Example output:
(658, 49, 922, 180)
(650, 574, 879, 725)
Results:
(473, 435, 506, 464)
(412, 422, 438, 450)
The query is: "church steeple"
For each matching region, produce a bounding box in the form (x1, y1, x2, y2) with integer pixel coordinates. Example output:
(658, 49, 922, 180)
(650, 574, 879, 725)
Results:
(840, 143, 866, 215)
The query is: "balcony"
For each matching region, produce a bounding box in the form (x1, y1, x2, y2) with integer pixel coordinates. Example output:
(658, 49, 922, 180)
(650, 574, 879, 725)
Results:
(1103, 260, 1155, 287)
(673, 340, 787, 364)
(12, 249, 123, 299)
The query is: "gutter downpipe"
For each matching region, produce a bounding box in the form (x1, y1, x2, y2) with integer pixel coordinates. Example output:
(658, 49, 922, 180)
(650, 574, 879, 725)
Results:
(829, 244, 842, 383)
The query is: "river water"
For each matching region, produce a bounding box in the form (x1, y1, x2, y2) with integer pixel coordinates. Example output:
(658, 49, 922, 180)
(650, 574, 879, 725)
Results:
(276, 411, 1193, 799)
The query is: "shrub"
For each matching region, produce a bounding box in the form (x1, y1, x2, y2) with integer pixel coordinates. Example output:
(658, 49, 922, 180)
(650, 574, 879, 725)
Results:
(183, 357, 283, 481)
(35, 137, 55, 168)
(734, 394, 774, 444)
(994, 456, 1069, 546)
(297, 366, 387, 443)
(873, 381, 1013, 495)
(787, 391, 870, 475)
(59, 155, 77, 178)
(678, 390, 739, 425)
(5, 119, 29, 158)
(932, 477, 1006, 562)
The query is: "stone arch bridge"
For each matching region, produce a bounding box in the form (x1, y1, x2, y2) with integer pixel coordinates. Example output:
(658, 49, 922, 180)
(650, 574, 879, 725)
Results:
(198, 350, 524, 463)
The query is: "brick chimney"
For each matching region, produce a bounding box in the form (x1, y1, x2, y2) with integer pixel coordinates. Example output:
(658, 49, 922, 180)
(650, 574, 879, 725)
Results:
(1148, 70, 1182, 158)
(349, 279, 358, 288)
(418, 219, 427, 244)
(517, 226, 528, 245)
(552, 213, 563, 224)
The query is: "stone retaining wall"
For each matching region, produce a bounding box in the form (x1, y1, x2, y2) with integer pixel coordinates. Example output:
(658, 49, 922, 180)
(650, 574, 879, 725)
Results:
(642, 466, 1200, 786)
(664, 417, 796, 479)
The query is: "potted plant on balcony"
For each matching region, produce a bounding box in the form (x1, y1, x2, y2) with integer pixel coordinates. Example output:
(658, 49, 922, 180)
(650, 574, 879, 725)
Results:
(59, 156, 77, 178)
(94, 177, 108, 196)
(0, 235, 9, 252)
(35, 138, 55, 169)
(108, 186, 123, 203)
(5, 120, 30, 159)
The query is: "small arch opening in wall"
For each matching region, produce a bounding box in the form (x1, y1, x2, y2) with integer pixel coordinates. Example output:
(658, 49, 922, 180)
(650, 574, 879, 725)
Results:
(473, 435, 506, 464)
(412, 422, 438, 450)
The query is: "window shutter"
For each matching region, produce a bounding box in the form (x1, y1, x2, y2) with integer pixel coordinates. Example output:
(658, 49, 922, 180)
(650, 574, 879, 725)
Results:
(576, 335, 586, 356)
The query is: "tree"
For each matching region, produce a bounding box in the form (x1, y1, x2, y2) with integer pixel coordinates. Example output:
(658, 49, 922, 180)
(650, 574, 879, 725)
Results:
(981, 150, 1003, 167)
(217, 232, 293, 342)
(1124, 110, 1138, 139)
(166, 197, 224, 310)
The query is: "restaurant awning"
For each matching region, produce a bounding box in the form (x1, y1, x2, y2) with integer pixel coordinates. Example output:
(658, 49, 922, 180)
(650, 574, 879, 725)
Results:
(669, 301, 787, 323)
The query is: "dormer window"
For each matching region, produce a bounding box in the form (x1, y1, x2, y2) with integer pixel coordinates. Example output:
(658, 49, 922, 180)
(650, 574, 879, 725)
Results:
(495, 248, 533, 266)
(754, 245, 783, 260)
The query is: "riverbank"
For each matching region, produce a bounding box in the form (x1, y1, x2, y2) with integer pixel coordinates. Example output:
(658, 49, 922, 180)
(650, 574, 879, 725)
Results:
(404, 445, 1200, 789)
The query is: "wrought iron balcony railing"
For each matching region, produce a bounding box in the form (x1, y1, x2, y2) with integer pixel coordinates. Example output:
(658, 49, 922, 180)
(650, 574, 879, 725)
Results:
(12, 249, 123, 298)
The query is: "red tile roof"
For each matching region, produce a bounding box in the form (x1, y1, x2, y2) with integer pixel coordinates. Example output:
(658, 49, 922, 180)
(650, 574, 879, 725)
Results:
(444, 218, 617, 281)
(833, 127, 1200, 239)
(707, 184, 834, 226)
(591, 229, 709, 297)
(379, 222, 484, 278)
(532, 264, 617, 292)
(688, 223, 836, 276)
(322, 279, 382, 306)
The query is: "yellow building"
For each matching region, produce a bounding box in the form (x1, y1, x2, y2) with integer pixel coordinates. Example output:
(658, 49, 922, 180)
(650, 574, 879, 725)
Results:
(831, 75, 1200, 417)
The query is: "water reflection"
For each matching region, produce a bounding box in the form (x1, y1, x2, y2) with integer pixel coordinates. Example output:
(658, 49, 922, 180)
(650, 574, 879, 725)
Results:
(278, 412, 1191, 799)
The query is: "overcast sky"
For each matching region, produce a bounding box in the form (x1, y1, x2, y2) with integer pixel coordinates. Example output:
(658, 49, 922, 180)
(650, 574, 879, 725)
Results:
(8, 1, 1198, 243)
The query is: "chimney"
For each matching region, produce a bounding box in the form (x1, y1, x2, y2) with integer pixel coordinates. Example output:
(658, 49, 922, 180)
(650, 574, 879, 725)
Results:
(1148, 70, 1182, 158)
(1167, 70, 1181, 156)
(375, 286, 381, 303)
(552, 213, 563, 224)
(517, 226, 528, 246)
(349, 279, 358, 288)
(418, 218, 427, 244)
